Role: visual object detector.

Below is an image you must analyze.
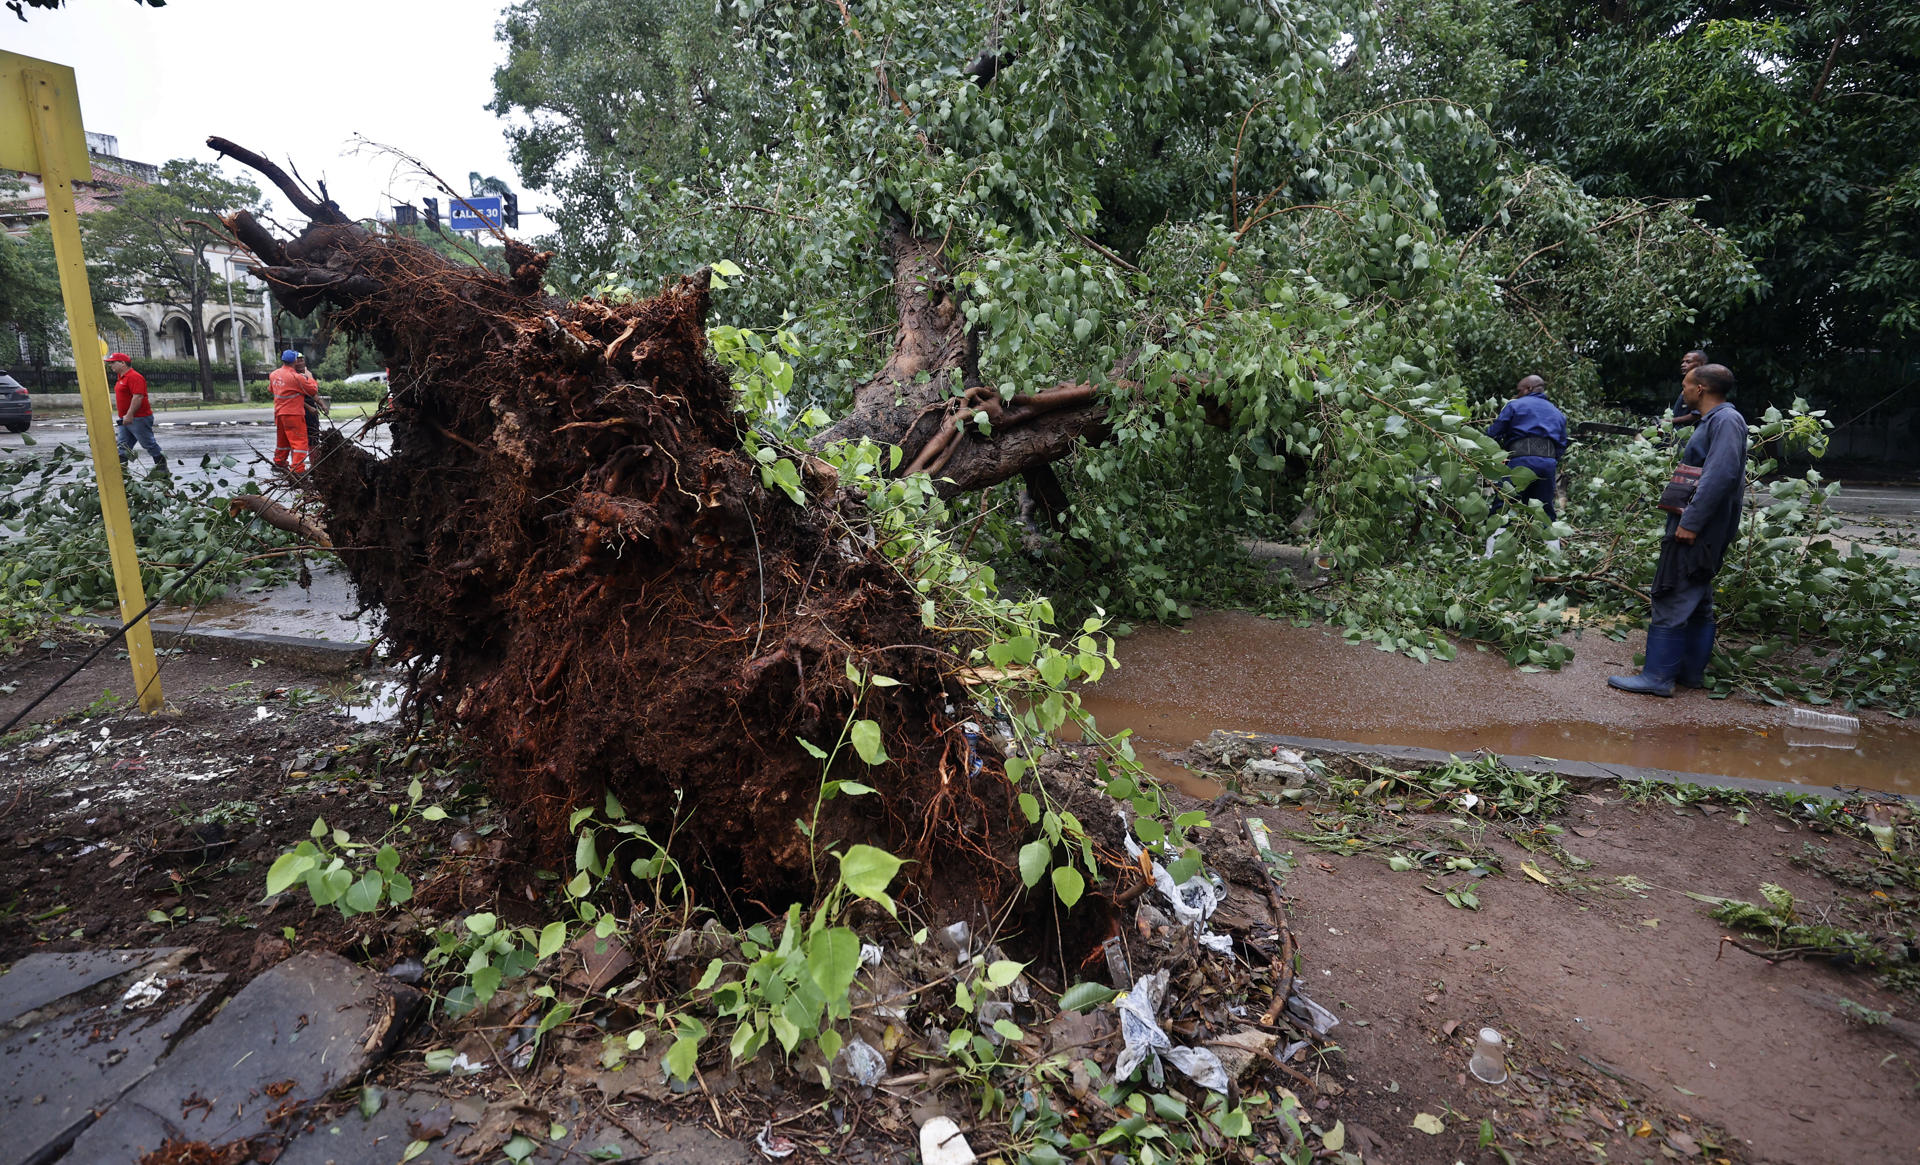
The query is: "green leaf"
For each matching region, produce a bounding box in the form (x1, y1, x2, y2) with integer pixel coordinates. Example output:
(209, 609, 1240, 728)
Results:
(838, 844, 903, 906)
(797, 736, 828, 759)
(400, 1140, 430, 1162)
(1018, 839, 1052, 887)
(1051, 865, 1086, 907)
(504, 1135, 537, 1162)
(265, 851, 313, 896)
(1059, 981, 1119, 1012)
(421, 806, 448, 822)
(992, 1018, 1025, 1042)
(538, 921, 568, 960)
(696, 957, 725, 991)
(984, 959, 1025, 988)
(807, 926, 862, 998)
(465, 912, 498, 936)
(374, 845, 401, 874)
(472, 965, 503, 1003)
(342, 872, 384, 914)
(849, 719, 889, 765)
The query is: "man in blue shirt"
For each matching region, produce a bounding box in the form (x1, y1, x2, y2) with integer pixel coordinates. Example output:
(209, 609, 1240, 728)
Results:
(1610, 363, 1747, 696)
(1485, 374, 1568, 521)
(1664, 349, 1708, 431)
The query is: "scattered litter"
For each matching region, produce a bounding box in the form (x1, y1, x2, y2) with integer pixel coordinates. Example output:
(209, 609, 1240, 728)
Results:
(918, 1116, 976, 1165)
(387, 958, 426, 984)
(938, 922, 972, 964)
(836, 1038, 885, 1087)
(120, 973, 168, 1010)
(1283, 985, 1341, 1038)
(755, 1122, 797, 1159)
(1469, 1026, 1509, 1085)
(1788, 707, 1859, 735)
(859, 942, 884, 966)
(1123, 828, 1233, 953)
(1113, 969, 1230, 1093)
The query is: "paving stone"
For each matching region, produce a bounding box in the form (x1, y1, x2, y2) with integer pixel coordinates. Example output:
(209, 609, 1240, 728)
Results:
(65, 950, 422, 1163)
(277, 1089, 755, 1165)
(0, 965, 224, 1165)
(276, 1089, 474, 1165)
(0, 948, 179, 1027)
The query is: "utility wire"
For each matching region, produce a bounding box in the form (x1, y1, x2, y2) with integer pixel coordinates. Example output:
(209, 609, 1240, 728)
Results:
(0, 554, 219, 738)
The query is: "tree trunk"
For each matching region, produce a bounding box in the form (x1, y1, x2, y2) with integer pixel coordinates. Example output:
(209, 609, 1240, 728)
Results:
(189, 288, 215, 402)
(809, 225, 1110, 497)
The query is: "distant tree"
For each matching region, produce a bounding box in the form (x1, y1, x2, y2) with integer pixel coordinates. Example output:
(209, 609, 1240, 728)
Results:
(0, 226, 69, 379)
(1491, 0, 1920, 410)
(83, 160, 264, 401)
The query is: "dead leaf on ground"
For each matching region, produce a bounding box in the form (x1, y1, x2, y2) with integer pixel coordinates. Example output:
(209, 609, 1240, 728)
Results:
(1411, 1113, 1445, 1134)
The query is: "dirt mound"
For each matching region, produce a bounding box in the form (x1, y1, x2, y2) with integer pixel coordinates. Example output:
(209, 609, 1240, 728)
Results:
(210, 139, 1012, 908)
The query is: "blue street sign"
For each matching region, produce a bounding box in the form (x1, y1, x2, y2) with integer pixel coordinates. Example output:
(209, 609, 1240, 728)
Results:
(448, 195, 503, 231)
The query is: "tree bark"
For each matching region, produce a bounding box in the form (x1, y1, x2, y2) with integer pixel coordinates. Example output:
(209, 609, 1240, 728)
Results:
(189, 288, 215, 402)
(809, 224, 1110, 497)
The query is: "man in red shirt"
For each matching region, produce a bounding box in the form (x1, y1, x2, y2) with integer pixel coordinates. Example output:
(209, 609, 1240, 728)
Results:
(107, 353, 167, 471)
(269, 349, 319, 475)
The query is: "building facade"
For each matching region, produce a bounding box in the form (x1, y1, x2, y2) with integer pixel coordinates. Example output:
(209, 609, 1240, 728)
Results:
(2, 132, 275, 372)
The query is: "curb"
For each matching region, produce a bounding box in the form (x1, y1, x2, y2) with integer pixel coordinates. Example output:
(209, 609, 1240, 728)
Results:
(1217, 729, 1917, 804)
(76, 617, 371, 675)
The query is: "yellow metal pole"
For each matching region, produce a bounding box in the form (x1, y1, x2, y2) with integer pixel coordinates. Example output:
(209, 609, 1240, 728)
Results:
(18, 64, 164, 713)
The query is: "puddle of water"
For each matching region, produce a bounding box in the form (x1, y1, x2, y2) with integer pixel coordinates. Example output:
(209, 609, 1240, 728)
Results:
(154, 563, 380, 643)
(1075, 610, 1919, 795)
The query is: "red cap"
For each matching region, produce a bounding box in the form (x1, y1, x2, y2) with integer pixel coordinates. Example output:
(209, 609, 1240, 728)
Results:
(107, 353, 132, 363)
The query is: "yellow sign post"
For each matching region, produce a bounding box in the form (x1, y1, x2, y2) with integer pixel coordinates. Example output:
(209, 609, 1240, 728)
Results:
(2, 51, 163, 713)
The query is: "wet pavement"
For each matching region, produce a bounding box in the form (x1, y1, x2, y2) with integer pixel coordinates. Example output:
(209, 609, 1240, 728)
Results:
(1078, 610, 1919, 795)
(0, 408, 388, 492)
(152, 563, 379, 643)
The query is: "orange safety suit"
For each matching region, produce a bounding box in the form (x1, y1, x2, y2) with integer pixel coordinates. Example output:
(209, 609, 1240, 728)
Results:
(269, 365, 319, 473)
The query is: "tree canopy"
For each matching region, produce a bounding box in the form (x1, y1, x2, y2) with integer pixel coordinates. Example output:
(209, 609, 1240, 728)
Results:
(82, 159, 264, 399)
(493, 0, 1755, 615)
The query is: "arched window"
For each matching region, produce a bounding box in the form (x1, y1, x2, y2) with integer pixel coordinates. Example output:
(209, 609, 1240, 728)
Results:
(164, 318, 194, 360)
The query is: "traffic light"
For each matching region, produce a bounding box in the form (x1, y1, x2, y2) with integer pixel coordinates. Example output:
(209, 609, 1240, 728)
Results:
(422, 197, 439, 229)
(503, 190, 519, 229)
(393, 204, 417, 228)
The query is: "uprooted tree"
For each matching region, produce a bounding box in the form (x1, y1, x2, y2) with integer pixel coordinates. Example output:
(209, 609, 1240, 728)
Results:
(206, 138, 1062, 913)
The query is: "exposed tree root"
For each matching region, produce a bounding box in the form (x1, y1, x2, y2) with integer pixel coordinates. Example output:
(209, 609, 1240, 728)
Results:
(209, 138, 1016, 911)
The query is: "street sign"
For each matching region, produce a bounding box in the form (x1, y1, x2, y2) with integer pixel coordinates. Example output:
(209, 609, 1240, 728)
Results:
(448, 195, 503, 232)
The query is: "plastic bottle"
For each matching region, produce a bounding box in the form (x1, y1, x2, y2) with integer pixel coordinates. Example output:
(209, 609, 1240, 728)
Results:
(1789, 707, 1860, 735)
(1469, 1027, 1509, 1085)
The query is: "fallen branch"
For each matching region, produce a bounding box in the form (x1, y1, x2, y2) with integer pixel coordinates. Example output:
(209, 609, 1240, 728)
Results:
(228, 495, 331, 548)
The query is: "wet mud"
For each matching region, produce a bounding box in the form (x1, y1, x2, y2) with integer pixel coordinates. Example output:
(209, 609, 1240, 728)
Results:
(1078, 611, 1919, 794)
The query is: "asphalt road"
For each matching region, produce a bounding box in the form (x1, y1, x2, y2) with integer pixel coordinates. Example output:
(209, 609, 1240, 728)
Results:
(0, 408, 388, 490)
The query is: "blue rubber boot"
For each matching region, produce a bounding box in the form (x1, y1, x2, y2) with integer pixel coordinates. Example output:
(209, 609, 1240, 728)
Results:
(1608, 625, 1686, 697)
(1677, 616, 1716, 689)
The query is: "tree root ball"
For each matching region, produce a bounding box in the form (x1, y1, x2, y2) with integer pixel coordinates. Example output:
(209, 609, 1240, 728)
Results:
(210, 139, 1016, 912)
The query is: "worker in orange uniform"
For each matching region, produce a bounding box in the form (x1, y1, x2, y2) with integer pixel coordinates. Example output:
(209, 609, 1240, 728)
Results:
(269, 349, 319, 476)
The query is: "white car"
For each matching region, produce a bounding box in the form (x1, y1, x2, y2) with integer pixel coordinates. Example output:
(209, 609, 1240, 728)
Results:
(343, 371, 389, 385)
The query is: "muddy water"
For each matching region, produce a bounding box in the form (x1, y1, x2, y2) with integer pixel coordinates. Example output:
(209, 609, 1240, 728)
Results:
(1076, 610, 1919, 795)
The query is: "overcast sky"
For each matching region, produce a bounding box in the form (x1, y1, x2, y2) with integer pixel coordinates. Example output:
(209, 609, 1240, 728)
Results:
(9, 0, 532, 232)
